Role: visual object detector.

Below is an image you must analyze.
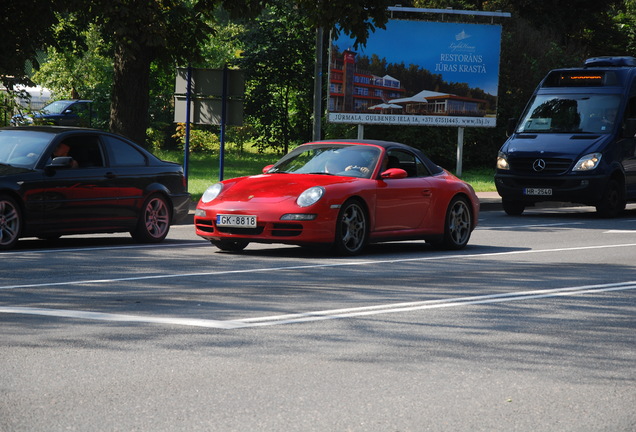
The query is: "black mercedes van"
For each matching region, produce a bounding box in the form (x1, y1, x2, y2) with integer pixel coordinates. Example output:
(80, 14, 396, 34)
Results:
(495, 56, 636, 217)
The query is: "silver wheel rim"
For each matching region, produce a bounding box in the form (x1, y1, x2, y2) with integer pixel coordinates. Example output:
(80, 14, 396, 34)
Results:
(145, 197, 170, 239)
(448, 200, 471, 245)
(0, 199, 20, 247)
(340, 203, 366, 252)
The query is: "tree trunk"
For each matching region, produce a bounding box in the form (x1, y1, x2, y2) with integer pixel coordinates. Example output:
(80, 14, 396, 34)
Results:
(109, 43, 152, 146)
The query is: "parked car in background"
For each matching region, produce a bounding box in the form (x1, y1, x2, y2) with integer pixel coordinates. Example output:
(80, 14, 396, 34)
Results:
(10, 100, 93, 127)
(195, 139, 479, 255)
(0, 126, 190, 250)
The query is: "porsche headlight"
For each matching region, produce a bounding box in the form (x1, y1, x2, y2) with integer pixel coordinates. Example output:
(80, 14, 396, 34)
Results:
(297, 186, 324, 207)
(573, 153, 602, 171)
(201, 183, 223, 203)
(496, 152, 510, 170)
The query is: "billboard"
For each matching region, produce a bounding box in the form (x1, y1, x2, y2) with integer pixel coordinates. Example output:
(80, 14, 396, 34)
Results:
(328, 20, 502, 128)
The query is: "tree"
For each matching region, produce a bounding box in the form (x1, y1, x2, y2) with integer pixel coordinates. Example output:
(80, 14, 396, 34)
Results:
(33, 20, 112, 129)
(0, 1, 63, 88)
(236, 2, 315, 153)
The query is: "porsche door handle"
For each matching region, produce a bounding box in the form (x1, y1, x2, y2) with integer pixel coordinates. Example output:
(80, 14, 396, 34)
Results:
(105, 172, 117, 179)
(421, 189, 432, 197)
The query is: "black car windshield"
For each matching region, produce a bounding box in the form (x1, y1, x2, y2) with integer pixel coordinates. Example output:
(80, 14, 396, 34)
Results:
(268, 144, 381, 179)
(0, 130, 53, 168)
(517, 94, 621, 134)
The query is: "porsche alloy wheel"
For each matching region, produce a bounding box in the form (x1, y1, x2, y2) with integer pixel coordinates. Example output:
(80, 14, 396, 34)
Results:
(131, 194, 171, 243)
(0, 195, 21, 250)
(211, 239, 249, 252)
(440, 196, 472, 250)
(334, 199, 368, 255)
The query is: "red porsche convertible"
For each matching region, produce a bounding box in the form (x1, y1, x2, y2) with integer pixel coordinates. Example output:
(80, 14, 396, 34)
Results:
(194, 139, 479, 255)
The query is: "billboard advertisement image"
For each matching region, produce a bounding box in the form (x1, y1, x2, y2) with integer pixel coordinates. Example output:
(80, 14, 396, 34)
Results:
(329, 19, 502, 128)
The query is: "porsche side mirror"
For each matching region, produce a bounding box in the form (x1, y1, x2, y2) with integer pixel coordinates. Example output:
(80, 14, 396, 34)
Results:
(380, 168, 408, 179)
(262, 164, 274, 174)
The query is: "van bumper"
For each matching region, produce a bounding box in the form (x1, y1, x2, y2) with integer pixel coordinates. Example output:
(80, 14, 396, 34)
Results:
(494, 173, 607, 205)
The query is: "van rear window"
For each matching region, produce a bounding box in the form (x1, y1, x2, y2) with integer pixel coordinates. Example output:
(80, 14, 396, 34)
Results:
(542, 71, 618, 87)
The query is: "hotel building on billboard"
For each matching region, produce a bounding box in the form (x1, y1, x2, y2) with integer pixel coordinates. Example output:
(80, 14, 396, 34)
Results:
(329, 49, 406, 113)
(329, 49, 486, 117)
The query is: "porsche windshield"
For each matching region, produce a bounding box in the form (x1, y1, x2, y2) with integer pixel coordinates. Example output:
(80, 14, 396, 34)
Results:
(0, 130, 52, 168)
(517, 94, 621, 134)
(269, 144, 381, 178)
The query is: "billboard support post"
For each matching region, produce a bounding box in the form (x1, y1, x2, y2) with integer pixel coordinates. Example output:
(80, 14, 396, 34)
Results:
(456, 127, 464, 176)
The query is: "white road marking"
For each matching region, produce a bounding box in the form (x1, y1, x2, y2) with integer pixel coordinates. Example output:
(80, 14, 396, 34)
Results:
(2, 244, 636, 329)
(477, 222, 584, 230)
(1, 282, 634, 329)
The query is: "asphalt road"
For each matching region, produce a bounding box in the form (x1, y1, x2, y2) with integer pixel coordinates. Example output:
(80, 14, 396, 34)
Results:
(1, 204, 635, 432)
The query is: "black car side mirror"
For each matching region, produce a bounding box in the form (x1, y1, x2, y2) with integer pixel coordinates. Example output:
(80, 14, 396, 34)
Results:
(45, 157, 74, 174)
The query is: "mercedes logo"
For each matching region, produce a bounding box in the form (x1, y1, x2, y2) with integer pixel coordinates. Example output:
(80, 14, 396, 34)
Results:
(533, 159, 546, 172)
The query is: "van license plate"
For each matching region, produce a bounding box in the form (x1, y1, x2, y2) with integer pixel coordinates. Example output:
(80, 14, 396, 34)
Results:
(524, 188, 552, 196)
(216, 214, 257, 228)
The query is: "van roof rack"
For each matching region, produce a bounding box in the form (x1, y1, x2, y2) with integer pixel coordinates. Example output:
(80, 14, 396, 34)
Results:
(584, 56, 636, 67)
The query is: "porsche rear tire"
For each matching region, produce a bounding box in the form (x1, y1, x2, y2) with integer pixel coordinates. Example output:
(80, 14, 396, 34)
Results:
(439, 196, 472, 250)
(211, 239, 249, 252)
(334, 199, 368, 255)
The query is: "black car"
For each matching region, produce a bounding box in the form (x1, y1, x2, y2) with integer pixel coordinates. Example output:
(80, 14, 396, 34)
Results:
(0, 127, 190, 250)
(11, 100, 93, 127)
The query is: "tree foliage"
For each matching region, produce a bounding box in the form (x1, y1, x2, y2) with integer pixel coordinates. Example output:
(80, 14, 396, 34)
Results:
(3, 0, 636, 167)
(235, 2, 315, 153)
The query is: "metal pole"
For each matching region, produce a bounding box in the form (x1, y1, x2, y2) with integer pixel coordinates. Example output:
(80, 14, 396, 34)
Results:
(456, 127, 464, 177)
(184, 65, 192, 188)
(312, 27, 324, 141)
(357, 124, 364, 139)
(219, 65, 228, 181)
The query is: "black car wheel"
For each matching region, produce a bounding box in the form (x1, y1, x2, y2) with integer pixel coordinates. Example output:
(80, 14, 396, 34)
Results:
(502, 198, 525, 216)
(0, 195, 21, 250)
(595, 178, 625, 218)
(334, 199, 368, 255)
(439, 196, 472, 250)
(131, 194, 171, 243)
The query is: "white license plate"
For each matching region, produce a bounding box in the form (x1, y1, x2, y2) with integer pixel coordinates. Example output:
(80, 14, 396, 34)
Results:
(524, 188, 552, 196)
(216, 214, 257, 228)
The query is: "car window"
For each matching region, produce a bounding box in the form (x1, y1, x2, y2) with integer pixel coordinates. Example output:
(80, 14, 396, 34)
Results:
(103, 136, 147, 166)
(386, 149, 431, 177)
(57, 135, 104, 168)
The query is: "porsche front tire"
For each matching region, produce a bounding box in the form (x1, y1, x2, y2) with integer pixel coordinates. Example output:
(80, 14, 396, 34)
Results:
(334, 199, 368, 255)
